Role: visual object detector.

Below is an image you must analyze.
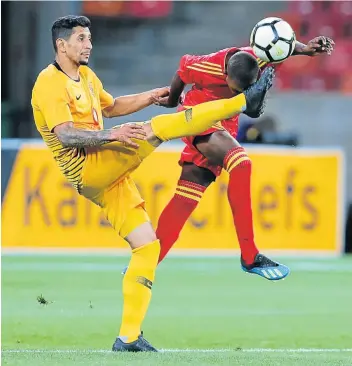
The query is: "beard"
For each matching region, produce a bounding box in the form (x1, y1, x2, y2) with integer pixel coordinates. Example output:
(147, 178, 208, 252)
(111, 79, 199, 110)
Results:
(79, 60, 89, 66)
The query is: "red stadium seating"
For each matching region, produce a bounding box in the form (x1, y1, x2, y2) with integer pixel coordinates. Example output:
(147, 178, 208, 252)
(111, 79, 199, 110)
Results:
(82, 1, 125, 17)
(340, 72, 352, 94)
(82, 0, 173, 18)
(270, 12, 300, 33)
(126, 1, 172, 18)
(288, 1, 316, 15)
(275, 73, 295, 90)
(331, 1, 352, 18)
(279, 53, 320, 74)
(321, 41, 351, 75)
(274, 3, 352, 91)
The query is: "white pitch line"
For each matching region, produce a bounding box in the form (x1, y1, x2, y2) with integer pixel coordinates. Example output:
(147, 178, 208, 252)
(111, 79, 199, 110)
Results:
(2, 348, 352, 354)
(164, 349, 352, 353)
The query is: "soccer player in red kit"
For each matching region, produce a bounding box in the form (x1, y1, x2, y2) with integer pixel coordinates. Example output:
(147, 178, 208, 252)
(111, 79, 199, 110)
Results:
(153, 37, 334, 281)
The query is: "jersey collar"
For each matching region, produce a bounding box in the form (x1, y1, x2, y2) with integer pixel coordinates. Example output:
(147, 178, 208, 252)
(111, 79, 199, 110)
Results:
(52, 61, 80, 82)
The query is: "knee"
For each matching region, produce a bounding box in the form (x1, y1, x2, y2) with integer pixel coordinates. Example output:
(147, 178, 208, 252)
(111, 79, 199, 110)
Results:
(121, 207, 158, 249)
(196, 131, 241, 167)
(224, 147, 251, 173)
(125, 222, 158, 249)
(180, 163, 215, 187)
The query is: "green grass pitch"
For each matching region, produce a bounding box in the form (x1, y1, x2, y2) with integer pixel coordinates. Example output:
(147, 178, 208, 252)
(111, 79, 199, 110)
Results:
(2, 254, 352, 365)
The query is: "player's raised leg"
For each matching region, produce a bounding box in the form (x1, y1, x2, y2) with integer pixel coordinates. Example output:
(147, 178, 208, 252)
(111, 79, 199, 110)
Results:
(122, 68, 275, 277)
(146, 67, 274, 147)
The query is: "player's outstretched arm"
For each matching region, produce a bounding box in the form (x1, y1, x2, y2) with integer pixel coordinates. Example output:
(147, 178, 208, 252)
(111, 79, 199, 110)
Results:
(292, 36, 334, 57)
(151, 72, 185, 108)
(54, 122, 146, 149)
(102, 87, 170, 118)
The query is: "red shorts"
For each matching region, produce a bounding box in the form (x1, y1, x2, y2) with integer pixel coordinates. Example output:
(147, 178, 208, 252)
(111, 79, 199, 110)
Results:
(178, 105, 239, 177)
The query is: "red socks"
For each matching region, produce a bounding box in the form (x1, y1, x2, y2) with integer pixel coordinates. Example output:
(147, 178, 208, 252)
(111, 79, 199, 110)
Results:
(224, 147, 259, 264)
(156, 180, 206, 263)
(157, 146, 258, 265)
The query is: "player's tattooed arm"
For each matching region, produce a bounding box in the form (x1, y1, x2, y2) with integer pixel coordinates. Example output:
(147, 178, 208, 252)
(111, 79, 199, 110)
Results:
(103, 87, 170, 118)
(292, 36, 334, 56)
(151, 73, 185, 108)
(54, 122, 146, 149)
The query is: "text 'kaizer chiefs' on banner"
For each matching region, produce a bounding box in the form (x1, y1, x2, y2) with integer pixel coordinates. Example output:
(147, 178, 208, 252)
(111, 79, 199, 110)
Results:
(1, 143, 344, 254)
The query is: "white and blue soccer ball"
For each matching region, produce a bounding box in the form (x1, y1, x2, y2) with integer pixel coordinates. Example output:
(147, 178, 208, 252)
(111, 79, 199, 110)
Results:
(250, 17, 296, 63)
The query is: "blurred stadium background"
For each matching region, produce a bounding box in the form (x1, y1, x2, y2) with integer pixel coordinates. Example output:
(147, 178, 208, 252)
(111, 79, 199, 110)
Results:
(1, 1, 352, 365)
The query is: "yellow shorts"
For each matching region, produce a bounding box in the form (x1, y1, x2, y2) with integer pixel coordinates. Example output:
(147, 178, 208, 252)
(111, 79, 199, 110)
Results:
(80, 137, 155, 237)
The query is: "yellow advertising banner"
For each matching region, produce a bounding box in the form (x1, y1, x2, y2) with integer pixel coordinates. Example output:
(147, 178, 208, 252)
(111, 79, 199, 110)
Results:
(1, 144, 344, 254)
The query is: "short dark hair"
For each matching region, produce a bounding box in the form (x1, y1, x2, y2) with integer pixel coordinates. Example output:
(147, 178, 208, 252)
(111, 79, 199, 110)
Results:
(52, 15, 91, 52)
(226, 52, 260, 90)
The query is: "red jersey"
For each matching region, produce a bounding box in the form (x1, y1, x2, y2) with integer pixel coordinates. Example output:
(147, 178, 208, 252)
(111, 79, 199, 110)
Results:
(177, 46, 271, 137)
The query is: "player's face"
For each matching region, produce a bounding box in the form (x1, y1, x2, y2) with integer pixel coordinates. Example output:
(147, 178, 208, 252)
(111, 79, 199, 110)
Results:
(226, 76, 243, 94)
(226, 75, 257, 94)
(65, 27, 92, 66)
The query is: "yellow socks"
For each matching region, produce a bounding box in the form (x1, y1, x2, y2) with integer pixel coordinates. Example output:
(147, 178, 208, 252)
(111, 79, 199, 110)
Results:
(151, 93, 246, 141)
(118, 240, 160, 343)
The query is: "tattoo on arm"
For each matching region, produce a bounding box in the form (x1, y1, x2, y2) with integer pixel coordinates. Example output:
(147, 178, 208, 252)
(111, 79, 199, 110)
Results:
(54, 122, 114, 148)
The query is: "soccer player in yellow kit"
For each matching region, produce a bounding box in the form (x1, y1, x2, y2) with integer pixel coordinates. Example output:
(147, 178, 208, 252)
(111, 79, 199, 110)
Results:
(31, 15, 274, 352)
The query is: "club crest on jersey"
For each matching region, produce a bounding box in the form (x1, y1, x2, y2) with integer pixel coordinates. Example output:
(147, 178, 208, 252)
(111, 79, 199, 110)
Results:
(92, 108, 99, 124)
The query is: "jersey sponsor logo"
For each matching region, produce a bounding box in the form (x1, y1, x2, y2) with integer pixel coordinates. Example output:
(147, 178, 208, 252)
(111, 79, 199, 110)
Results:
(88, 82, 95, 97)
(76, 95, 82, 100)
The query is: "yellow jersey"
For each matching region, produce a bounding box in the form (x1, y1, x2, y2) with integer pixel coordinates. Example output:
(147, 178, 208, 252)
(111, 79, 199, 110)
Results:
(31, 62, 114, 192)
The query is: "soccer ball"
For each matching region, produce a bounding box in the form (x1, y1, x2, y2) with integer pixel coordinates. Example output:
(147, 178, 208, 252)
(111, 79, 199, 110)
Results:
(250, 17, 296, 63)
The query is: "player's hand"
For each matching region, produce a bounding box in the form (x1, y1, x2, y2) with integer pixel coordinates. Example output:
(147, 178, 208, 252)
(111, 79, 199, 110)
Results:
(150, 87, 170, 100)
(150, 87, 172, 107)
(151, 91, 185, 108)
(304, 36, 335, 56)
(151, 95, 174, 108)
(111, 123, 146, 149)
